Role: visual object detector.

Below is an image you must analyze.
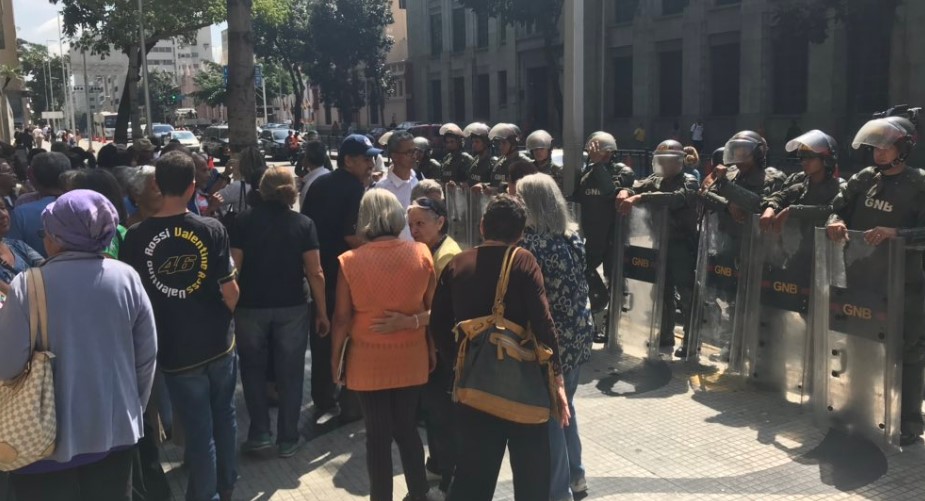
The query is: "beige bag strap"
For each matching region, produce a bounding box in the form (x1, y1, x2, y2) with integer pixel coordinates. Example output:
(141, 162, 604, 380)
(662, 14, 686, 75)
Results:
(491, 247, 519, 319)
(26, 268, 49, 352)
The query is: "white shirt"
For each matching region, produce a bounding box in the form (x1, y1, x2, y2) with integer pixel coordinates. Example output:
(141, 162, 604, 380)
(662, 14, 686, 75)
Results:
(376, 168, 418, 241)
(690, 123, 704, 141)
(299, 167, 330, 208)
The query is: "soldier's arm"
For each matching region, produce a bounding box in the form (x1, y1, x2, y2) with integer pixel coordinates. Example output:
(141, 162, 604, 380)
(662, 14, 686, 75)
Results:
(699, 187, 730, 213)
(717, 181, 763, 213)
(624, 175, 656, 196)
(617, 166, 636, 189)
(828, 168, 874, 226)
(763, 182, 802, 212)
(788, 180, 843, 220)
(638, 176, 698, 209)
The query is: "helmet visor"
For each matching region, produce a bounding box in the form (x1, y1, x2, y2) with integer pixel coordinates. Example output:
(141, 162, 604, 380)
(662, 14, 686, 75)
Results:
(723, 139, 758, 165)
(785, 129, 835, 155)
(652, 154, 683, 176)
(851, 119, 907, 150)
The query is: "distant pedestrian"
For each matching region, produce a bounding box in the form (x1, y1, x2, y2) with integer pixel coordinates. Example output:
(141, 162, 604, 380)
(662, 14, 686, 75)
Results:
(633, 123, 646, 148)
(690, 120, 705, 154)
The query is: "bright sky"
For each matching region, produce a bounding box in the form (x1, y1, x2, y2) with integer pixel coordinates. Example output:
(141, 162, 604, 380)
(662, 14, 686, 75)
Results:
(11, 0, 226, 61)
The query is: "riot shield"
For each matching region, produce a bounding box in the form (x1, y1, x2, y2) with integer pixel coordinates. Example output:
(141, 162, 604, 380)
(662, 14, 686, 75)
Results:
(740, 219, 814, 404)
(567, 201, 583, 236)
(445, 184, 471, 248)
(811, 228, 904, 447)
(606, 206, 669, 359)
(687, 212, 761, 373)
(467, 190, 495, 247)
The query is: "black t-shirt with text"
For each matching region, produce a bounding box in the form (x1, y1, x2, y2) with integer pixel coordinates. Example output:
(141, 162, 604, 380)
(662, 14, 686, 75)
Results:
(231, 201, 320, 308)
(120, 212, 236, 372)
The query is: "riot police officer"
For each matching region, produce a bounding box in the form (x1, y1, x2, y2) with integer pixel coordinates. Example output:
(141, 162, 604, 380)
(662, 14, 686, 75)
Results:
(618, 140, 700, 355)
(486, 123, 529, 192)
(826, 110, 925, 446)
(526, 129, 565, 191)
(702, 130, 781, 224)
(577, 131, 635, 332)
(439, 123, 473, 185)
(760, 130, 843, 233)
(464, 122, 493, 187)
(413, 136, 442, 180)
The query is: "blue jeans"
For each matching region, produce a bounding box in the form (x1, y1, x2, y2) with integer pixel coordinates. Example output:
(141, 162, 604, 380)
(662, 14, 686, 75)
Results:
(549, 367, 585, 501)
(236, 305, 310, 443)
(164, 354, 238, 501)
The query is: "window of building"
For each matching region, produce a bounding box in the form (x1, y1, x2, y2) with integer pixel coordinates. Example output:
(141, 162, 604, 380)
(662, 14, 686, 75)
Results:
(399, 0, 406, 8)
(710, 41, 740, 115)
(499, 22, 507, 46)
(324, 105, 332, 125)
(476, 11, 489, 48)
(397, 80, 404, 97)
(430, 80, 443, 122)
(430, 13, 443, 56)
(662, 0, 689, 16)
(772, 31, 808, 114)
(475, 73, 490, 120)
(848, 18, 891, 113)
(452, 8, 466, 52)
(716, 0, 741, 5)
(498, 71, 508, 107)
(658, 49, 683, 116)
(614, 0, 639, 23)
(453, 77, 466, 121)
(613, 54, 633, 117)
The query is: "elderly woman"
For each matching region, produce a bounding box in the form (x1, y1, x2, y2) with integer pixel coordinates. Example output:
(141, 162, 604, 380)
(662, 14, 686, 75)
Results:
(0, 197, 43, 298)
(331, 188, 437, 501)
(69, 169, 129, 259)
(411, 179, 444, 202)
(0, 190, 157, 501)
(517, 173, 594, 501)
(431, 194, 570, 501)
(232, 167, 329, 458)
(125, 166, 163, 227)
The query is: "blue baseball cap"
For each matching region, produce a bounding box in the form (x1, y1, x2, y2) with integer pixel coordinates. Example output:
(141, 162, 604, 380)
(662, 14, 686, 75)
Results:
(339, 134, 383, 158)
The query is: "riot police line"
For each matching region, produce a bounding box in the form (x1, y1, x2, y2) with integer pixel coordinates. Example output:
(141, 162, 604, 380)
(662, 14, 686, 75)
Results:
(388, 106, 924, 449)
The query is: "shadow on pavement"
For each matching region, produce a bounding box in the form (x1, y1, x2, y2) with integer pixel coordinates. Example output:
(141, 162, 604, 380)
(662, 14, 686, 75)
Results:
(796, 428, 888, 491)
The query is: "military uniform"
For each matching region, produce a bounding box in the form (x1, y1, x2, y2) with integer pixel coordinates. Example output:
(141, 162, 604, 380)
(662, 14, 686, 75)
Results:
(829, 165, 925, 437)
(535, 158, 565, 191)
(626, 172, 700, 346)
(489, 152, 530, 190)
(417, 158, 442, 181)
(577, 160, 635, 312)
(467, 153, 495, 186)
(440, 150, 473, 185)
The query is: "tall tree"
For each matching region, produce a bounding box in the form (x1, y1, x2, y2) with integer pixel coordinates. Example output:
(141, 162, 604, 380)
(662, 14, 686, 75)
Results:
(458, 0, 564, 133)
(144, 70, 182, 124)
(304, 0, 394, 124)
(191, 61, 228, 109)
(16, 40, 67, 123)
(53, 0, 226, 142)
(227, 0, 257, 153)
(253, 0, 310, 129)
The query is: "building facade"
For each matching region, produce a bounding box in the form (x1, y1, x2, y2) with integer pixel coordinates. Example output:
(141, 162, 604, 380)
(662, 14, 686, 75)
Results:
(0, 0, 26, 140)
(409, 0, 925, 167)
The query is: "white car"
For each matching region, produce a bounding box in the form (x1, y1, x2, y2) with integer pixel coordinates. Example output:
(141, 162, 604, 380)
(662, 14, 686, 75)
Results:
(169, 130, 202, 153)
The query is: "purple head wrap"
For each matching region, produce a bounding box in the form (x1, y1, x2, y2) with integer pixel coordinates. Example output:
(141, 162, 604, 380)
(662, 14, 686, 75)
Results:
(42, 189, 118, 253)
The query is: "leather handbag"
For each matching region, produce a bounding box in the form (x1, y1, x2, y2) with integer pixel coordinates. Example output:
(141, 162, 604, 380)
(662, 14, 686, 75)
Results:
(453, 247, 560, 424)
(0, 268, 57, 471)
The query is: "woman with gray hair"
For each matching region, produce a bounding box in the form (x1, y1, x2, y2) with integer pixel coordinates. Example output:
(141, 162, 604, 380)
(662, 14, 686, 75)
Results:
(516, 173, 594, 501)
(331, 188, 437, 501)
(0, 190, 157, 500)
(125, 165, 163, 227)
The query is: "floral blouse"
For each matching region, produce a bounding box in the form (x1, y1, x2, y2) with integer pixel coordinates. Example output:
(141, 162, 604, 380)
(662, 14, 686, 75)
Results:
(521, 228, 594, 373)
(0, 238, 44, 284)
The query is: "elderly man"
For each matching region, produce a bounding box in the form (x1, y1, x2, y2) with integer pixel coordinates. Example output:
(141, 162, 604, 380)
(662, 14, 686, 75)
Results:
(376, 130, 419, 241)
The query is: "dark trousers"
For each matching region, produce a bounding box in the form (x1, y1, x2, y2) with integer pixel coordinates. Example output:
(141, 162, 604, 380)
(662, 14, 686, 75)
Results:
(661, 240, 697, 346)
(236, 305, 311, 443)
(448, 405, 551, 501)
(310, 289, 337, 412)
(585, 216, 616, 313)
(132, 414, 171, 501)
(421, 362, 457, 491)
(11, 447, 134, 501)
(356, 386, 429, 501)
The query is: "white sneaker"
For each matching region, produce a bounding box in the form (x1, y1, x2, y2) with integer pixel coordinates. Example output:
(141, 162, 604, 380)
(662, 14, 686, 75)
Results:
(571, 477, 588, 494)
(315, 407, 341, 426)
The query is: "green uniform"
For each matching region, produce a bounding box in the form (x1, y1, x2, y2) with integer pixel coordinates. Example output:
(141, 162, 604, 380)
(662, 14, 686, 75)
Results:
(467, 153, 494, 186)
(440, 150, 473, 184)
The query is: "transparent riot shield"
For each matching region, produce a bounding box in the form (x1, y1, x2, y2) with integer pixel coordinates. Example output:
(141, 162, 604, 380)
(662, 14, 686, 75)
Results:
(606, 206, 669, 359)
(468, 190, 495, 247)
(567, 201, 582, 236)
(445, 184, 471, 248)
(740, 220, 814, 404)
(687, 212, 761, 373)
(811, 228, 904, 447)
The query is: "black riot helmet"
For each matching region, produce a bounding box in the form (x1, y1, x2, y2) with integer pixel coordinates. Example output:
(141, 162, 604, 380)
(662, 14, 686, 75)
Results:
(723, 130, 768, 168)
(711, 147, 725, 168)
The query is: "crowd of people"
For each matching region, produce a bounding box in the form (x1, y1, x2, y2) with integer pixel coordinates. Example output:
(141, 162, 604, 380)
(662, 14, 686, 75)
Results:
(0, 101, 923, 501)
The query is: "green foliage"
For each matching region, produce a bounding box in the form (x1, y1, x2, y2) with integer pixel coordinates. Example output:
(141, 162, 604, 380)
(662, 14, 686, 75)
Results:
(16, 40, 67, 121)
(772, 0, 903, 44)
(191, 61, 227, 108)
(253, 0, 310, 126)
(143, 70, 181, 123)
(304, 0, 394, 116)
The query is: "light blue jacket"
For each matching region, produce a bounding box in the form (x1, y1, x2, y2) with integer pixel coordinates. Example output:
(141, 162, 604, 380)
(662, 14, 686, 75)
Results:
(0, 252, 157, 463)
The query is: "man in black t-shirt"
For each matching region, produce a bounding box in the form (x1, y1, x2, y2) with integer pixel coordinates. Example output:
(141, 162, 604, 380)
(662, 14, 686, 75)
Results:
(121, 151, 240, 501)
(302, 134, 379, 424)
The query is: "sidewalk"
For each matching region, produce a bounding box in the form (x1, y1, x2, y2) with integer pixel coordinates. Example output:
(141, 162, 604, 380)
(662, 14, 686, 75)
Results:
(159, 346, 925, 500)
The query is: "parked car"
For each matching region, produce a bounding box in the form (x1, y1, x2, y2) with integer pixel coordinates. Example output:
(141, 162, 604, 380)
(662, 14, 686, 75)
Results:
(168, 130, 202, 153)
(260, 129, 300, 161)
(201, 125, 231, 164)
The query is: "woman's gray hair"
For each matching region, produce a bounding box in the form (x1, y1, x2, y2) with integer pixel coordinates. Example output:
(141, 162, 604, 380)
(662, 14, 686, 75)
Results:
(127, 165, 157, 198)
(517, 173, 578, 237)
(357, 188, 407, 241)
(411, 179, 443, 200)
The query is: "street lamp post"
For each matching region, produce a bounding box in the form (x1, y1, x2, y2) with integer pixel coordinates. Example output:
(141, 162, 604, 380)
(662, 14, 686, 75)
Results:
(138, 0, 154, 136)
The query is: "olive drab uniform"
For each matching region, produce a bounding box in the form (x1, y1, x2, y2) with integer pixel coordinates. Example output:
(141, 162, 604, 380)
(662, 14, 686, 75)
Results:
(626, 172, 700, 345)
(490, 152, 531, 190)
(441, 150, 474, 185)
(829, 165, 925, 437)
(535, 158, 565, 192)
(418, 158, 442, 181)
(468, 153, 495, 186)
(764, 174, 843, 228)
(577, 159, 636, 312)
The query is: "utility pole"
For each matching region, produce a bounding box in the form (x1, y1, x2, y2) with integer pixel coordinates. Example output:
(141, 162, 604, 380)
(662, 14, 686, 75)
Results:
(138, 0, 154, 135)
(57, 15, 74, 132)
(82, 51, 94, 147)
(562, 0, 584, 199)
